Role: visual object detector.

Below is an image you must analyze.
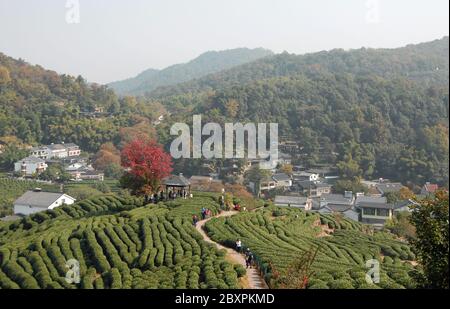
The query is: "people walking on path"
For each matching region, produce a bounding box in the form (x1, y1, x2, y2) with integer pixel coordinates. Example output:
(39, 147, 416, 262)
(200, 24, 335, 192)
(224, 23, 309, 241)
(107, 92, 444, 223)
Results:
(192, 215, 199, 226)
(201, 207, 206, 220)
(236, 239, 242, 253)
(245, 248, 254, 268)
(194, 211, 268, 289)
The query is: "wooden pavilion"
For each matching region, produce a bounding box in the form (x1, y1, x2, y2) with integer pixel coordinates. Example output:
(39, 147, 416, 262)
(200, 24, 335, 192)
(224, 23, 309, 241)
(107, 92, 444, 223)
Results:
(163, 173, 191, 198)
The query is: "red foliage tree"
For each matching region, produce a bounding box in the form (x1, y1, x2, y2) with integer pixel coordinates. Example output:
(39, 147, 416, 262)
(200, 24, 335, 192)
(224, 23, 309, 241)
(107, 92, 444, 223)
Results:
(120, 138, 173, 195)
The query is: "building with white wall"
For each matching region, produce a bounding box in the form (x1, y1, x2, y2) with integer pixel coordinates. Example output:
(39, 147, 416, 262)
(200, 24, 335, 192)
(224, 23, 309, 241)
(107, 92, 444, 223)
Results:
(14, 190, 76, 216)
(14, 156, 48, 176)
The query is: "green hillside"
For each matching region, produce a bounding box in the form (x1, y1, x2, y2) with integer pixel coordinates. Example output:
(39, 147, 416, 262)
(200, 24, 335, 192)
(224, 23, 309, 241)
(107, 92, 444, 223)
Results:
(153, 38, 449, 187)
(0, 194, 419, 289)
(205, 207, 417, 289)
(0, 52, 161, 153)
(150, 37, 449, 99)
(0, 193, 246, 289)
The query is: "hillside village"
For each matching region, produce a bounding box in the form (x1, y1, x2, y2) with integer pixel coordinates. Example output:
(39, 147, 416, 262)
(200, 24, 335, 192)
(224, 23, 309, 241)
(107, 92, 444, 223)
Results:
(13, 143, 104, 181)
(3, 137, 441, 233)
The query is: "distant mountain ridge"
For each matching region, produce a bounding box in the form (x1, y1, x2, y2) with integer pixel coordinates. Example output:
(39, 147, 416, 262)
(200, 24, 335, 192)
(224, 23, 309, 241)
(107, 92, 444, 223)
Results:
(108, 48, 274, 95)
(149, 36, 449, 99)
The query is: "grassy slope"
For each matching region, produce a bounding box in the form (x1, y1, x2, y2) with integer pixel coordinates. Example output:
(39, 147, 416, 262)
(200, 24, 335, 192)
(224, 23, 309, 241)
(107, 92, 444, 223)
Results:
(205, 206, 417, 289)
(0, 192, 244, 289)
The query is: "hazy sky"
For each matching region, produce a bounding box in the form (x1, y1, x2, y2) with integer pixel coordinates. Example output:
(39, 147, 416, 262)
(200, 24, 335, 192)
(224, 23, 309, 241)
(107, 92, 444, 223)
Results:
(0, 0, 448, 84)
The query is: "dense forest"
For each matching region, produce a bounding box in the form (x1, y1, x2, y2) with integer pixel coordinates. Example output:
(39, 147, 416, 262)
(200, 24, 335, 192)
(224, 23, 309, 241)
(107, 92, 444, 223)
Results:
(150, 37, 449, 100)
(0, 52, 165, 156)
(108, 48, 274, 96)
(151, 37, 449, 187)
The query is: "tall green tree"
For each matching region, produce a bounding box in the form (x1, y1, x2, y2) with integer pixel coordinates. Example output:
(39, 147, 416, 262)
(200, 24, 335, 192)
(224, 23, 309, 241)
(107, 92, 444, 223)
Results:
(0, 144, 28, 169)
(244, 165, 272, 196)
(410, 191, 449, 289)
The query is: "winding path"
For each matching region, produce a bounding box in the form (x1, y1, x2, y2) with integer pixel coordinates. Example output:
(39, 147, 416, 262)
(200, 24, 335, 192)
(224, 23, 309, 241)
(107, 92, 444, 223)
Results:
(195, 211, 268, 289)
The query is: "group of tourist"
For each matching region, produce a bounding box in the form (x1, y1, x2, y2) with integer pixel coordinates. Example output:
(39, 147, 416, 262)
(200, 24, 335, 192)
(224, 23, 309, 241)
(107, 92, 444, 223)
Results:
(236, 239, 254, 268)
(191, 207, 213, 226)
(168, 189, 189, 200)
(191, 210, 255, 270)
(201, 207, 212, 220)
(146, 189, 192, 204)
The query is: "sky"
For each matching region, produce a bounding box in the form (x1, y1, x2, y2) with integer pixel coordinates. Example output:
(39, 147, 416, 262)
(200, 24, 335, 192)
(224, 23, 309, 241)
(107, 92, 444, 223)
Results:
(0, 0, 448, 84)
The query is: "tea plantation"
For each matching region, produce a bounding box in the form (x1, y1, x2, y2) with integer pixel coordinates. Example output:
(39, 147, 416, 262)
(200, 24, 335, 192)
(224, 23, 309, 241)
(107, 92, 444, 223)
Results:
(0, 193, 245, 289)
(205, 207, 417, 289)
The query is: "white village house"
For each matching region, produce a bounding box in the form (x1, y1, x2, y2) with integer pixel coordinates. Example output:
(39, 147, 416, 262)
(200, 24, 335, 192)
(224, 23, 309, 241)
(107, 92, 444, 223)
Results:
(14, 156, 48, 176)
(30, 143, 81, 160)
(14, 190, 76, 216)
(293, 171, 319, 182)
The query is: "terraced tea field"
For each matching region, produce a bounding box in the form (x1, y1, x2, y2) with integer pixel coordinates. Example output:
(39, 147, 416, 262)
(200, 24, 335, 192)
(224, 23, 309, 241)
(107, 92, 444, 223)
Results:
(205, 207, 417, 289)
(0, 193, 245, 289)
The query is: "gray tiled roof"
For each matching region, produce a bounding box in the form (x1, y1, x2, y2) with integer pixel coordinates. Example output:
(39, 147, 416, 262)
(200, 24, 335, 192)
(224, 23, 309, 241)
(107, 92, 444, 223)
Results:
(272, 173, 291, 182)
(14, 191, 73, 208)
(325, 204, 353, 212)
(321, 194, 353, 205)
(297, 180, 315, 188)
(356, 196, 387, 204)
(189, 176, 212, 182)
(358, 202, 393, 209)
(376, 183, 404, 194)
(274, 195, 308, 205)
(164, 174, 191, 186)
(18, 156, 45, 164)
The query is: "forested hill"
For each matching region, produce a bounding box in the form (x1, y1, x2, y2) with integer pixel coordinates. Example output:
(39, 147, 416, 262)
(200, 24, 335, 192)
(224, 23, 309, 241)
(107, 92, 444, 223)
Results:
(150, 37, 449, 99)
(108, 48, 274, 96)
(193, 74, 449, 186)
(151, 38, 449, 187)
(0, 52, 162, 153)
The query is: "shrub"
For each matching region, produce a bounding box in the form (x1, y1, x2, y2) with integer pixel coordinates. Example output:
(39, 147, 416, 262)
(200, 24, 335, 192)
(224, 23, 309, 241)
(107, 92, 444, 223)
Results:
(307, 279, 329, 289)
(329, 279, 354, 289)
(234, 264, 246, 278)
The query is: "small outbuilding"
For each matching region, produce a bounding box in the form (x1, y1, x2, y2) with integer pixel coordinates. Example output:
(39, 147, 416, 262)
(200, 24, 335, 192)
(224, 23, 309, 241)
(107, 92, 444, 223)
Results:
(14, 189, 76, 216)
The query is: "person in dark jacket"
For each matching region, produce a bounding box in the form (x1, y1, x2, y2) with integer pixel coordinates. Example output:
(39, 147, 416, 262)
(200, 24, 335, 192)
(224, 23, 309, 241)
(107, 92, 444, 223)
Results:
(245, 250, 253, 268)
(192, 215, 199, 226)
